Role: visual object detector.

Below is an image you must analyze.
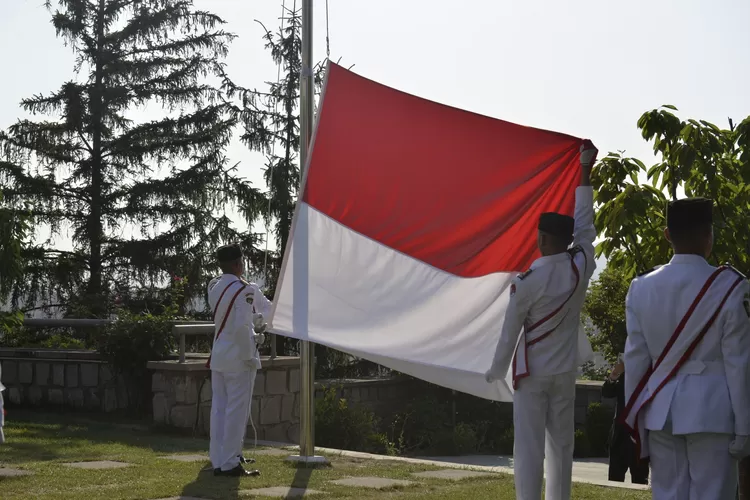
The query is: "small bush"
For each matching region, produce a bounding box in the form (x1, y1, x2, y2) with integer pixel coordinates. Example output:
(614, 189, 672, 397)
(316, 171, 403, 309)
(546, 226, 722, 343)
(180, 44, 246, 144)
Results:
(431, 422, 479, 455)
(97, 278, 185, 415)
(574, 428, 590, 458)
(0, 326, 92, 349)
(315, 386, 395, 454)
(99, 309, 175, 413)
(496, 427, 514, 455)
(390, 395, 452, 454)
(580, 361, 609, 381)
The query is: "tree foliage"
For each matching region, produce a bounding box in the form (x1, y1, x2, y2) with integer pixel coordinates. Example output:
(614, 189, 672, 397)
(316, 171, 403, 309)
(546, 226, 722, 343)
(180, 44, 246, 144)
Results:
(593, 105, 750, 277)
(0, 0, 269, 317)
(0, 189, 29, 333)
(226, 6, 328, 296)
(583, 264, 630, 363)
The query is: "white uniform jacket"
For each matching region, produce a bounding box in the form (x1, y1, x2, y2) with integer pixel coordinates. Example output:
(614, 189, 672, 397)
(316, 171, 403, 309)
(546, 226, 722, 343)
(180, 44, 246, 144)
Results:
(623, 255, 750, 441)
(207, 274, 272, 373)
(487, 186, 597, 384)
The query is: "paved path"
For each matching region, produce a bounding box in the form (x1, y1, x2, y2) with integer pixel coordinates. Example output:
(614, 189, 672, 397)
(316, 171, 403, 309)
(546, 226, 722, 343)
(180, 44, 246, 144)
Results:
(251, 440, 649, 491)
(418, 454, 649, 490)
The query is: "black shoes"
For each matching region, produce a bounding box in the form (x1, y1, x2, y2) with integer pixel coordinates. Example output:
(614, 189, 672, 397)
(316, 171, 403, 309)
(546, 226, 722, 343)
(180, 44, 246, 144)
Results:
(213, 465, 261, 477)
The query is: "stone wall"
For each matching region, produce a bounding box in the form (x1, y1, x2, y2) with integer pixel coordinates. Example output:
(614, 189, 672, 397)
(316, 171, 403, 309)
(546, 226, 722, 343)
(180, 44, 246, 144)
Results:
(148, 356, 300, 444)
(316, 377, 612, 429)
(0, 348, 129, 412)
(1, 347, 612, 449)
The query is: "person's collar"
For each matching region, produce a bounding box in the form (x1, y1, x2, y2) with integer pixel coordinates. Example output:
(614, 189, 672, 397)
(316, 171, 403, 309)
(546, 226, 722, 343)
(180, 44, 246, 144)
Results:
(530, 252, 570, 269)
(669, 254, 708, 265)
(221, 273, 241, 281)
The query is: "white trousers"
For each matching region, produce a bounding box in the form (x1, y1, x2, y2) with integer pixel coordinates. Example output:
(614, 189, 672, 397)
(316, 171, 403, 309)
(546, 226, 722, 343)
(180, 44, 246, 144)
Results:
(0, 390, 5, 444)
(513, 371, 576, 500)
(209, 369, 256, 471)
(649, 424, 736, 500)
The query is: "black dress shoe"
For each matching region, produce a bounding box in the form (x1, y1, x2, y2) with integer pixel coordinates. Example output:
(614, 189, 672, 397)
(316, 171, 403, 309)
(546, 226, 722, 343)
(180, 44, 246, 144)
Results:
(214, 465, 260, 477)
(238, 455, 256, 464)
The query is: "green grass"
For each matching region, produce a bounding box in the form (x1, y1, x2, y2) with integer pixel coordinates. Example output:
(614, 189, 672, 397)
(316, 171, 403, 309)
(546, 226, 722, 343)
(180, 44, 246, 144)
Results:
(0, 412, 651, 499)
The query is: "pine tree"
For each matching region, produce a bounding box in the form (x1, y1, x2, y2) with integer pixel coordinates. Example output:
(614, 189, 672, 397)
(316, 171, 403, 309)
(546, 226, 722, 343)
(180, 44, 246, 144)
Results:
(232, 6, 330, 296)
(0, 0, 268, 316)
(0, 189, 29, 332)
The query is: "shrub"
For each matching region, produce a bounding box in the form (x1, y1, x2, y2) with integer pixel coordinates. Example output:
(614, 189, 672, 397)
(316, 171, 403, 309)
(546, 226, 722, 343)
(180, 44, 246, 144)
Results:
(97, 278, 185, 414)
(585, 402, 614, 457)
(580, 361, 609, 381)
(390, 395, 452, 454)
(496, 427, 514, 455)
(431, 422, 479, 455)
(573, 428, 590, 458)
(0, 326, 91, 349)
(99, 309, 176, 413)
(315, 386, 395, 454)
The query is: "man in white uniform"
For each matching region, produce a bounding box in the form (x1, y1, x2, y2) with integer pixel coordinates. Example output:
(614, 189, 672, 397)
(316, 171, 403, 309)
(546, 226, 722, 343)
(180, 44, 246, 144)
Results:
(207, 243, 270, 477)
(621, 198, 750, 499)
(485, 141, 599, 500)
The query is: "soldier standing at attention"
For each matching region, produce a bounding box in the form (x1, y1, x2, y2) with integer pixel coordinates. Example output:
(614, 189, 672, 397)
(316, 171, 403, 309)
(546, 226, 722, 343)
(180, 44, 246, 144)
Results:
(621, 198, 750, 499)
(207, 243, 270, 477)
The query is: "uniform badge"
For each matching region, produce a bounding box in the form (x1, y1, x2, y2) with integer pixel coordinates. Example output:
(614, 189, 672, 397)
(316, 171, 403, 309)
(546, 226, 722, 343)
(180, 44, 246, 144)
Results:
(245, 290, 255, 304)
(510, 284, 516, 296)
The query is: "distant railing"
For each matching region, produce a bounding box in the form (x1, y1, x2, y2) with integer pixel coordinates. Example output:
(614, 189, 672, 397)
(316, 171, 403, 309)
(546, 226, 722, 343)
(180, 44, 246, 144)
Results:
(20, 318, 278, 363)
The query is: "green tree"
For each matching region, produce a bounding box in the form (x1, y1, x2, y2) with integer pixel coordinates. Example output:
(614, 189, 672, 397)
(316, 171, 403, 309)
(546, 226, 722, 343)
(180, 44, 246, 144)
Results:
(230, 6, 328, 295)
(593, 106, 750, 277)
(0, 0, 268, 316)
(0, 189, 29, 333)
(583, 264, 630, 363)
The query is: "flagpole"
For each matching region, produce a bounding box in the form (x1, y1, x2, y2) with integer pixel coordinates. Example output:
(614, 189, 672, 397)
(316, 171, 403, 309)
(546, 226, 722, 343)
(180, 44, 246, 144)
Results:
(288, 0, 328, 466)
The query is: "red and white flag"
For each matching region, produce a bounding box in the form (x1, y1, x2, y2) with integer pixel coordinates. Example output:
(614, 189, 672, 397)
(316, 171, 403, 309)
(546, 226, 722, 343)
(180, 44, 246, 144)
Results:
(269, 63, 588, 401)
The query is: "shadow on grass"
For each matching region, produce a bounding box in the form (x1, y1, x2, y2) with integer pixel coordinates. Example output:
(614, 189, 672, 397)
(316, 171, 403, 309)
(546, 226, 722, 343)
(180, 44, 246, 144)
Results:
(180, 467, 242, 500)
(291, 462, 332, 495)
(5, 411, 338, 498)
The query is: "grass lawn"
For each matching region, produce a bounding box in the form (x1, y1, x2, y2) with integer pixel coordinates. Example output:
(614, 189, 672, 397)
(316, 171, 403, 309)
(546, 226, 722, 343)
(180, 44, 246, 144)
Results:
(0, 411, 651, 500)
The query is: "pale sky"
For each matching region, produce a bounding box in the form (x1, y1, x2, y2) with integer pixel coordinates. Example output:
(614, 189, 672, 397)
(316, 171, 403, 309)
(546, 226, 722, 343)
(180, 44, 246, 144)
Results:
(2, 0, 749, 265)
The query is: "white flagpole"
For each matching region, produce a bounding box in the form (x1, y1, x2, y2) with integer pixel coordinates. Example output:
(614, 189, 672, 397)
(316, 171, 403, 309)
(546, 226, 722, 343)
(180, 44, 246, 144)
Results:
(288, 0, 328, 466)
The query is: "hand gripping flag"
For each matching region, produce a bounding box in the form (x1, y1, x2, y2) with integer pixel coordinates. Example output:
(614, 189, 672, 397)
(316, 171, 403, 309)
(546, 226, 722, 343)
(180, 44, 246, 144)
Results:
(269, 62, 588, 401)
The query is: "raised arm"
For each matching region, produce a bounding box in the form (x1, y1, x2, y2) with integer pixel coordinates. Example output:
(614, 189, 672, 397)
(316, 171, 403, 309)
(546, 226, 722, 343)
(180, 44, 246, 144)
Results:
(572, 140, 598, 279)
(623, 280, 650, 406)
(485, 277, 536, 382)
(250, 284, 273, 317)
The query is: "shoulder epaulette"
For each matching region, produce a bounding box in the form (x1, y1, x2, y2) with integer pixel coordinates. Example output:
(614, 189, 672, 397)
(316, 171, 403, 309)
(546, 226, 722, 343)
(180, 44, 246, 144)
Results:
(567, 245, 584, 256)
(517, 269, 533, 281)
(637, 266, 661, 277)
(722, 264, 747, 279)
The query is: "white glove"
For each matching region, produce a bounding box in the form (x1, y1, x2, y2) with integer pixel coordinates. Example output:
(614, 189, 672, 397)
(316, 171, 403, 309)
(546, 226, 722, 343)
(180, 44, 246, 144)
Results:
(252, 312, 267, 334)
(730, 435, 750, 459)
(253, 333, 266, 346)
(485, 370, 497, 384)
(579, 140, 598, 167)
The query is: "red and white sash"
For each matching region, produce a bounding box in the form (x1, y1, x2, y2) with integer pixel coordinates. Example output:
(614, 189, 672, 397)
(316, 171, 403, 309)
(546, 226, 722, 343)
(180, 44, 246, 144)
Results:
(620, 265, 744, 458)
(511, 252, 582, 389)
(205, 279, 247, 369)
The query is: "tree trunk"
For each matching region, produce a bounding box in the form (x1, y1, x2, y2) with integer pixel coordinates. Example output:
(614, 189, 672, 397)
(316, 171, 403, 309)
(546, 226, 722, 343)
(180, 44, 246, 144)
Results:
(86, 0, 107, 315)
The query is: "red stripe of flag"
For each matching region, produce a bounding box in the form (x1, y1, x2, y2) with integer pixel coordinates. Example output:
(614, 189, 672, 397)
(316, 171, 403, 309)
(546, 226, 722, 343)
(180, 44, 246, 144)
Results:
(303, 63, 585, 278)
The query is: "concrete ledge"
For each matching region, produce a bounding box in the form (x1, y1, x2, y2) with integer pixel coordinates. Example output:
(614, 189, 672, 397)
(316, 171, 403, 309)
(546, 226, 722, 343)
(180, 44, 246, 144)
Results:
(147, 356, 300, 372)
(0, 348, 102, 361)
